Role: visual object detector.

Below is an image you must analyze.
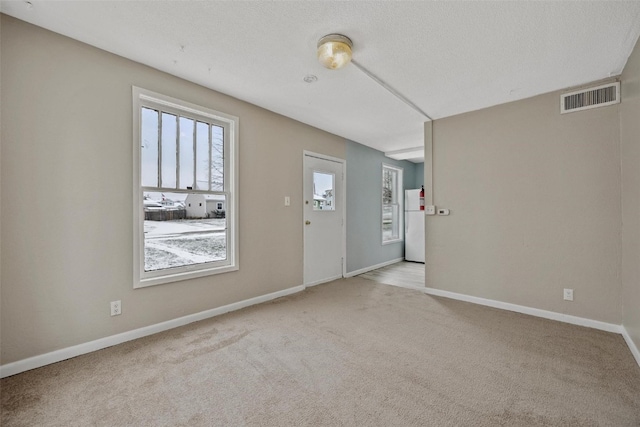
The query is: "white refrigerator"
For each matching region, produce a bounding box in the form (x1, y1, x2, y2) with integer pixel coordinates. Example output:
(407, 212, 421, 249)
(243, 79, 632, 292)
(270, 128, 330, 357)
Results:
(405, 189, 425, 263)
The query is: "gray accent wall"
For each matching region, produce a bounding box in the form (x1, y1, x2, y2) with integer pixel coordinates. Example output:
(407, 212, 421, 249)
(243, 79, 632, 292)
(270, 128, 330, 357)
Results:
(346, 140, 417, 274)
(414, 163, 425, 188)
(620, 36, 640, 353)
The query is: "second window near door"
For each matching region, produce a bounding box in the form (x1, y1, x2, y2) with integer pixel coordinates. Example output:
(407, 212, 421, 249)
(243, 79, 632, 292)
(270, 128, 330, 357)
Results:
(382, 164, 403, 244)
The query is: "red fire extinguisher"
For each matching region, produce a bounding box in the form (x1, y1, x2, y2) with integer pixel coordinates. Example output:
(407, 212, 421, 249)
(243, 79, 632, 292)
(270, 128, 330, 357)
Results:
(419, 185, 425, 211)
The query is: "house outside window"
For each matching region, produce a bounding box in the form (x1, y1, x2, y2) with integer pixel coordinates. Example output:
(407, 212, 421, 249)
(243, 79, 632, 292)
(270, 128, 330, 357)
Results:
(133, 88, 238, 288)
(382, 164, 403, 243)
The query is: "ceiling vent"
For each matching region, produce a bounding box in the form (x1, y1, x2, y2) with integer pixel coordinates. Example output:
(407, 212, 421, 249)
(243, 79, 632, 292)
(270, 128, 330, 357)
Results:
(560, 82, 620, 114)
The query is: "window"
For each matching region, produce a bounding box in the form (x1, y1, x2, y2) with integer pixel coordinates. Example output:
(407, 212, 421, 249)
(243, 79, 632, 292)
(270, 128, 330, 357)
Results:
(133, 88, 238, 288)
(382, 164, 403, 243)
(313, 171, 335, 211)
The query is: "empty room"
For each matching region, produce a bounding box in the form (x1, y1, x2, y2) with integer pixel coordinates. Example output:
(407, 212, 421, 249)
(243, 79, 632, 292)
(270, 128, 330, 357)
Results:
(1, 1, 639, 425)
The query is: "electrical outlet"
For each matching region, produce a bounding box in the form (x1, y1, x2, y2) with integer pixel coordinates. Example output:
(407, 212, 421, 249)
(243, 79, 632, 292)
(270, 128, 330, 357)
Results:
(563, 289, 573, 301)
(110, 300, 122, 316)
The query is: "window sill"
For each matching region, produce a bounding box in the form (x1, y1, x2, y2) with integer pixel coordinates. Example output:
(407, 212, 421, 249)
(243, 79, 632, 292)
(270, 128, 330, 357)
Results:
(135, 263, 238, 289)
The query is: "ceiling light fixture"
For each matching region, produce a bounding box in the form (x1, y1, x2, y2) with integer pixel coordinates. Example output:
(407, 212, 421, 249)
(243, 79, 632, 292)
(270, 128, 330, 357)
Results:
(316, 33, 432, 121)
(317, 34, 353, 70)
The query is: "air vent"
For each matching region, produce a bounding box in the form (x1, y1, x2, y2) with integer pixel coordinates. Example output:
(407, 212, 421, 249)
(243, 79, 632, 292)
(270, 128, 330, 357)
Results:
(560, 82, 620, 114)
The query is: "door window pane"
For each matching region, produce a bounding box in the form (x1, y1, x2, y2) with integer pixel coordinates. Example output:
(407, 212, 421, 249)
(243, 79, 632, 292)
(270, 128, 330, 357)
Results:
(313, 171, 335, 211)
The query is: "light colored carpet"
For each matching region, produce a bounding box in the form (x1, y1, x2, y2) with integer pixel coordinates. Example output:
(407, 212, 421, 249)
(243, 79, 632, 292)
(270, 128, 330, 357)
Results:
(2, 277, 639, 426)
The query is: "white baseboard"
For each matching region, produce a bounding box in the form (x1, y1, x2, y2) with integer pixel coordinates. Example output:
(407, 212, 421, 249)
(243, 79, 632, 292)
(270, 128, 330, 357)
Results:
(304, 275, 343, 288)
(425, 286, 640, 369)
(0, 284, 305, 379)
(344, 257, 405, 278)
(621, 327, 640, 368)
(423, 287, 623, 334)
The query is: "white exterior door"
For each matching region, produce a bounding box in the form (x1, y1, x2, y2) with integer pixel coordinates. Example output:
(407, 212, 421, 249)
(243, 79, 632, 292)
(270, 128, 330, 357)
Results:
(303, 153, 345, 286)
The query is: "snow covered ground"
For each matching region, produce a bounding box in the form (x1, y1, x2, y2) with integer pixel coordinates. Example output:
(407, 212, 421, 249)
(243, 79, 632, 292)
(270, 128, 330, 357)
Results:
(144, 218, 225, 236)
(144, 219, 227, 271)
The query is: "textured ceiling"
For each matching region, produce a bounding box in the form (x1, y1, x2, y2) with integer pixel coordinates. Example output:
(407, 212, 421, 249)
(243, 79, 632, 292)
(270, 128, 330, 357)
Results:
(3, 1, 640, 163)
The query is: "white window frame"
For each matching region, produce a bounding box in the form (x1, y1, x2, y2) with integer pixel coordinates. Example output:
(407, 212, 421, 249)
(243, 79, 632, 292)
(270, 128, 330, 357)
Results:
(382, 164, 403, 244)
(132, 87, 239, 288)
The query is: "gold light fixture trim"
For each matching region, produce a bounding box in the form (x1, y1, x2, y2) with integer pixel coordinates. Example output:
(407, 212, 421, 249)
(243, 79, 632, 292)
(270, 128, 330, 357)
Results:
(317, 34, 353, 70)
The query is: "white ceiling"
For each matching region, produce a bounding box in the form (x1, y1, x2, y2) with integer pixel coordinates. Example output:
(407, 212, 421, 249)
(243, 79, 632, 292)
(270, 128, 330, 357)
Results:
(3, 1, 640, 163)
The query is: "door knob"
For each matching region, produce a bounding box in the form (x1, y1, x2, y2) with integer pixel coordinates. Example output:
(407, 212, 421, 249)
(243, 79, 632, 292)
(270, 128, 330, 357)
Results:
(305, 220, 311, 225)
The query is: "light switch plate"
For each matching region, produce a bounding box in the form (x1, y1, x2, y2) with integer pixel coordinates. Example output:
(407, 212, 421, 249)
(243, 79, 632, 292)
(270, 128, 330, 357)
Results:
(425, 205, 436, 215)
(563, 289, 573, 301)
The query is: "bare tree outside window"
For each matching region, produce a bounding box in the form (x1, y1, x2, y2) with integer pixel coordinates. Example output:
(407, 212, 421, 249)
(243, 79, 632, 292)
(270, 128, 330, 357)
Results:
(382, 168, 394, 205)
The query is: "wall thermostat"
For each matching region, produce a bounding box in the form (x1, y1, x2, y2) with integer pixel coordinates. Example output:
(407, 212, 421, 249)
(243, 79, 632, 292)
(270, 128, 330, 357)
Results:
(437, 208, 450, 216)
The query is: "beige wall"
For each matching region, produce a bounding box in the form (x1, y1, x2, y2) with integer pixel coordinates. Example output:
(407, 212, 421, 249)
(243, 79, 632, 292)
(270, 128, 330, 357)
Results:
(426, 87, 623, 324)
(0, 15, 345, 364)
(620, 37, 640, 350)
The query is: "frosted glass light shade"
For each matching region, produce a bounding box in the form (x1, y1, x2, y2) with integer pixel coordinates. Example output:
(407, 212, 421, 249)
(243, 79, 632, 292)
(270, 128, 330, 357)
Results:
(317, 34, 353, 70)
